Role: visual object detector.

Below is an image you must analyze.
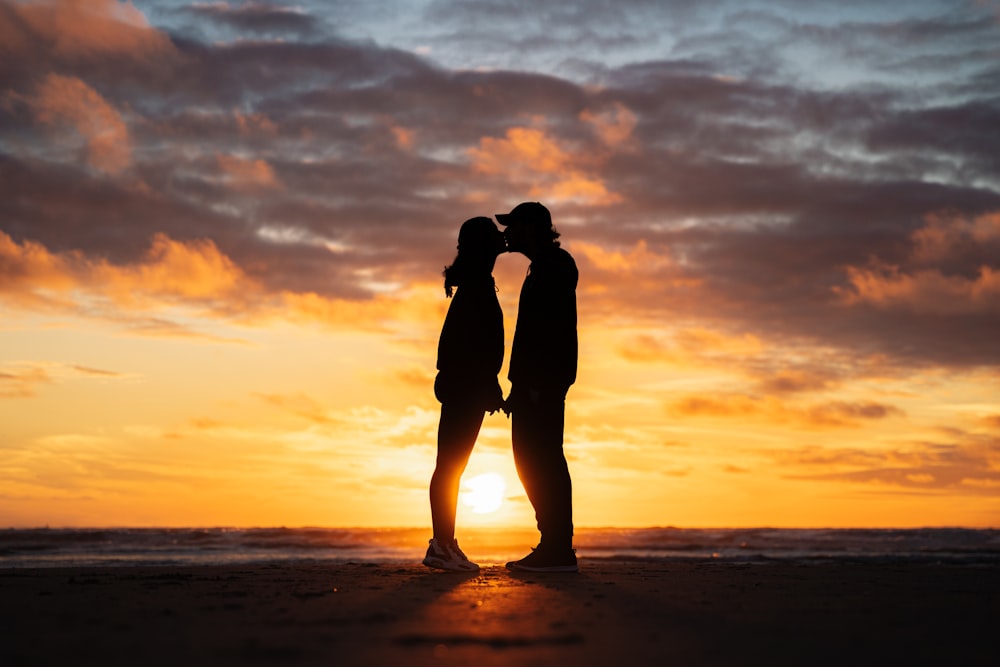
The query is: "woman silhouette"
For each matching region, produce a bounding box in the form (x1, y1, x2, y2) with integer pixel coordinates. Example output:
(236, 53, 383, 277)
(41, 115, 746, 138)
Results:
(423, 217, 506, 571)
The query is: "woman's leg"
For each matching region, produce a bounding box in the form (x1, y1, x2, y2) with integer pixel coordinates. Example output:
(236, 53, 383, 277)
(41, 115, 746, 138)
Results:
(430, 400, 486, 543)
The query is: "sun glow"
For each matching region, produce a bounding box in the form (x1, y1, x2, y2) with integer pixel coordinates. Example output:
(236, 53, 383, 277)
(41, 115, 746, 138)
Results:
(460, 473, 506, 514)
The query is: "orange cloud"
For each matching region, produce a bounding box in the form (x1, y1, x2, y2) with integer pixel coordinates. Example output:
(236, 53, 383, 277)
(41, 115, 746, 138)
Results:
(777, 439, 1000, 494)
(234, 109, 278, 136)
(216, 154, 281, 190)
(756, 369, 835, 395)
(619, 334, 684, 364)
(571, 239, 701, 310)
(101, 233, 252, 302)
(0, 362, 128, 399)
(0, 230, 257, 317)
(618, 328, 763, 365)
(0, 232, 75, 288)
(0, 366, 53, 399)
(837, 263, 1000, 314)
(26, 73, 131, 174)
(836, 211, 1000, 314)
(580, 102, 638, 148)
(472, 127, 568, 174)
(912, 210, 1000, 261)
(1, 0, 175, 60)
(391, 125, 415, 150)
(669, 393, 903, 429)
(256, 392, 340, 425)
(572, 240, 674, 275)
(0, 231, 443, 335)
(468, 126, 620, 205)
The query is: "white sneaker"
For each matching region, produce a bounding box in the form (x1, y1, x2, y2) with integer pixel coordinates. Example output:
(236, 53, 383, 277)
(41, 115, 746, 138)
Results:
(422, 538, 480, 572)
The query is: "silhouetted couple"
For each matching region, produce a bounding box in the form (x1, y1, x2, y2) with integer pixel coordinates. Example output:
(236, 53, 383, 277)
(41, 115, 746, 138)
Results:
(424, 202, 579, 573)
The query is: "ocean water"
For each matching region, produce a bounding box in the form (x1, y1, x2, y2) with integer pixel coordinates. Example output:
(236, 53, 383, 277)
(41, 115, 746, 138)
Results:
(1, 527, 997, 568)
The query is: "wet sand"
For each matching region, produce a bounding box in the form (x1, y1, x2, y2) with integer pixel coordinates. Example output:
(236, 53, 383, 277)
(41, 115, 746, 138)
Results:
(1, 560, 996, 666)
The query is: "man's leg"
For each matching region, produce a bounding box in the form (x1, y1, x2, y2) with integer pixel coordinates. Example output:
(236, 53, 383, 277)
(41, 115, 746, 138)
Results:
(512, 394, 573, 551)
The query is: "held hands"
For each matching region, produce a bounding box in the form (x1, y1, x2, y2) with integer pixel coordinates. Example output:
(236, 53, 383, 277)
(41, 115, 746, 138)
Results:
(487, 382, 505, 415)
(499, 386, 545, 419)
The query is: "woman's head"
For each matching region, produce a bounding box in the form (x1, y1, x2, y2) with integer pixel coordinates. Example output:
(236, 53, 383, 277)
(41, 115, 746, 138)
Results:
(443, 217, 505, 297)
(457, 216, 505, 256)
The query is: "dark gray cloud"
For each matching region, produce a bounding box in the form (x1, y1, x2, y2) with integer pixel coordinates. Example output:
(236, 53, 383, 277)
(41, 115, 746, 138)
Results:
(180, 2, 321, 38)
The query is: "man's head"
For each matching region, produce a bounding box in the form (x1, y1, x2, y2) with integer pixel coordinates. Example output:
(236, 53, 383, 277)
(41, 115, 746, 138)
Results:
(495, 202, 560, 256)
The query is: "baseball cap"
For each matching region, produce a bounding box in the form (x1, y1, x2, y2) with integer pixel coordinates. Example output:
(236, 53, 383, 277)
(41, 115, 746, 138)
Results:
(495, 202, 551, 228)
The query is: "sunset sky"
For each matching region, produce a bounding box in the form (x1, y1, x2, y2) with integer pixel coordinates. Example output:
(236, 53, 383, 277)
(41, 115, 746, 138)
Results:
(1, 0, 999, 529)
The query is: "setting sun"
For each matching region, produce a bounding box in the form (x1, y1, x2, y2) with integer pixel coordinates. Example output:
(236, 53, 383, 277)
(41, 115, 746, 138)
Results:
(461, 473, 507, 515)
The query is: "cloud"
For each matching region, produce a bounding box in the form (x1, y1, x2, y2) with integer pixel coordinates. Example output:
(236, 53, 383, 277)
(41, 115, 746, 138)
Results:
(0, 0, 175, 63)
(776, 437, 1000, 495)
(817, 211, 1000, 335)
(0, 366, 53, 398)
(572, 239, 671, 275)
(0, 361, 127, 399)
(752, 368, 838, 395)
(616, 327, 763, 366)
(669, 393, 904, 429)
(233, 109, 278, 136)
(216, 153, 281, 190)
(394, 365, 435, 389)
(469, 125, 621, 205)
(832, 210, 1000, 322)
(256, 392, 339, 425)
(390, 124, 415, 150)
(182, 1, 321, 37)
(911, 211, 1000, 263)
(0, 229, 256, 318)
(0, 230, 446, 337)
(580, 102, 637, 148)
(837, 263, 1000, 315)
(0, 0, 998, 374)
(69, 365, 124, 378)
(22, 73, 131, 175)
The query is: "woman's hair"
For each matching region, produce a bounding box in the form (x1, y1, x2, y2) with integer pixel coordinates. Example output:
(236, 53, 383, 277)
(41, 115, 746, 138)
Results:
(443, 217, 498, 297)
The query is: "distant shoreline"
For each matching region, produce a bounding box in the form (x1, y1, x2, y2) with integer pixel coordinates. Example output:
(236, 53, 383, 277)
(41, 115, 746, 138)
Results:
(2, 526, 997, 569)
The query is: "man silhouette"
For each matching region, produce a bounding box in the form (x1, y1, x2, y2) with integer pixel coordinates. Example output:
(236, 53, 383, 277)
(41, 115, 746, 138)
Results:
(497, 202, 579, 573)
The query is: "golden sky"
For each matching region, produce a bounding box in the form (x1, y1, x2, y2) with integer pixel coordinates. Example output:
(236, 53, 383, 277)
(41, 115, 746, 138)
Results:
(1, 0, 999, 528)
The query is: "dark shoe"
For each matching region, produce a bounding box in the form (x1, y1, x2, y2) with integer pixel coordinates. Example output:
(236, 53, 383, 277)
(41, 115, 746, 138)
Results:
(506, 545, 578, 573)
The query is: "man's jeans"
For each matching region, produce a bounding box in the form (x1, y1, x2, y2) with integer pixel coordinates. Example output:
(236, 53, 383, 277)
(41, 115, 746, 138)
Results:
(510, 388, 574, 550)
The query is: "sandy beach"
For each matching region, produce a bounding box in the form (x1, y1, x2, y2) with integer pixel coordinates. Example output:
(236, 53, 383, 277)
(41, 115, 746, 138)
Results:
(1, 559, 995, 666)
